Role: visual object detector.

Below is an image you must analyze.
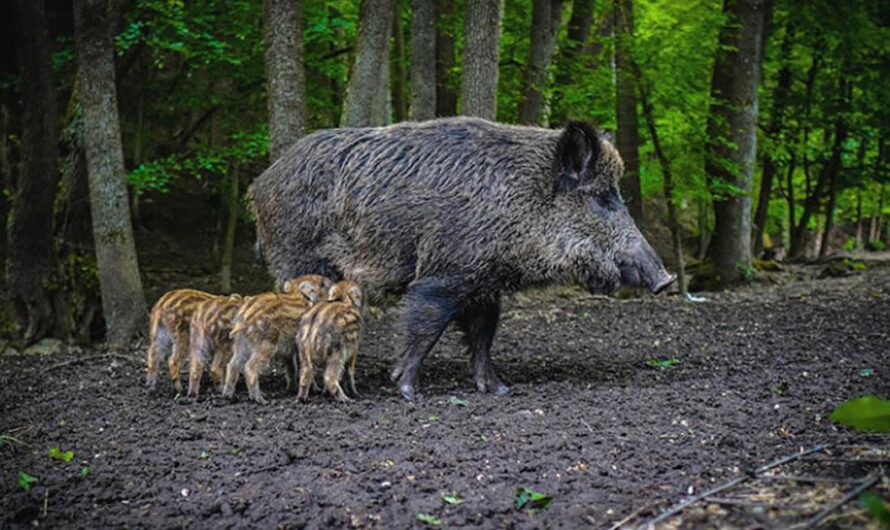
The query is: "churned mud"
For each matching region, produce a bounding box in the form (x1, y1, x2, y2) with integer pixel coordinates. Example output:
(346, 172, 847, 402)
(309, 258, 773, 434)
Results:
(1, 263, 888, 529)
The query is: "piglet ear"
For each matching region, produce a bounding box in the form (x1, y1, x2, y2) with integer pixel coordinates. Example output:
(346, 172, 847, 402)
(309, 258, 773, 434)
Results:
(348, 285, 363, 307)
(554, 121, 600, 192)
(298, 281, 319, 304)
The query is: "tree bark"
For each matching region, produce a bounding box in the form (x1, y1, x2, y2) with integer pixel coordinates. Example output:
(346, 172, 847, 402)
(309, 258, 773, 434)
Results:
(703, 0, 769, 287)
(263, 0, 307, 161)
(221, 163, 240, 293)
(638, 79, 686, 295)
(410, 0, 437, 120)
(341, 0, 396, 127)
(391, 1, 408, 122)
(435, 0, 458, 117)
(460, 0, 502, 120)
(517, 0, 563, 125)
(613, 0, 642, 222)
(74, 0, 147, 348)
(7, 0, 61, 345)
(752, 20, 794, 257)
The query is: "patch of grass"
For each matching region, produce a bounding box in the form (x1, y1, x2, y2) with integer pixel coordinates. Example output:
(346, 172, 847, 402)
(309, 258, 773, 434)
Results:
(48, 447, 74, 462)
(860, 492, 890, 527)
(18, 471, 38, 491)
(448, 396, 469, 407)
(647, 357, 680, 369)
(417, 513, 442, 526)
(442, 493, 463, 505)
(515, 487, 552, 512)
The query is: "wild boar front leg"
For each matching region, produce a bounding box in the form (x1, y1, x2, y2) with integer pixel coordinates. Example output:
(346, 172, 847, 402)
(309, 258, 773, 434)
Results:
(167, 328, 190, 394)
(244, 341, 275, 405)
(390, 278, 462, 401)
(457, 297, 508, 395)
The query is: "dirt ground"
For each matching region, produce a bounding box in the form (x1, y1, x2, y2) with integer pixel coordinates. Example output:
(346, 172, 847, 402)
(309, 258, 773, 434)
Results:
(1, 261, 888, 529)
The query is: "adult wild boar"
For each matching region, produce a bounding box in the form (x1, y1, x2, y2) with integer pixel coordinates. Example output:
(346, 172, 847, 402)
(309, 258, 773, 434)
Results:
(250, 117, 674, 400)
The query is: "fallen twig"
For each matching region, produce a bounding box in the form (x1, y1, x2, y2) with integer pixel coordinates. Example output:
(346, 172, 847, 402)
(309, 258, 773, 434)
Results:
(794, 473, 880, 530)
(608, 501, 659, 530)
(42, 353, 140, 374)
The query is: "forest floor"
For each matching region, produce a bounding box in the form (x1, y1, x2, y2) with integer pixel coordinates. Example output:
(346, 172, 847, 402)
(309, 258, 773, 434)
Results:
(1, 257, 889, 528)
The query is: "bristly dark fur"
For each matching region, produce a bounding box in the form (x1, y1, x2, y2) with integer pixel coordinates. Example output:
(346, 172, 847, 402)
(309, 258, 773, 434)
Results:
(248, 116, 668, 399)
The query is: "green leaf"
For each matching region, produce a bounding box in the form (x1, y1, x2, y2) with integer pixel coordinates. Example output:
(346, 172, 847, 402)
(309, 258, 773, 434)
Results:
(80, 466, 90, 477)
(830, 395, 890, 433)
(18, 471, 38, 491)
(860, 492, 890, 528)
(227, 447, 247, 456)
(448, 396, 469, 407)
(417, 513, 442, 526)
(647, 357, 680, 368)
(859, 368, 874, 377)
(426, 415, 441, 423)
(199, 451, 211, 460)
(48, 447, 74, 462)
(442, 493, 464, 505)
(515, 487, 553, 512)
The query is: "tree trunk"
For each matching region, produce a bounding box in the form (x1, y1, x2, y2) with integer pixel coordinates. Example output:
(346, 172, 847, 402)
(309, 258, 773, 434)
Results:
(855, 189, 863, 250)
(0, 105, 10, 280)
(552, 0, 594, 125)
(263, 0, 307, 161)
(73, 0, 147, 348)
(341, 0, 396, 127)
(785, 152, 796, 250)
(435, 0, 458, 117)
(639, 79, 686, 295)
(410, 0, 436, 120)
(373, 34, 393, 126)
(460, 0, 502, 120)
(517, 0, 563, 125)
(7, 0, 61, 345)
(221, 163, 240, 293)
(752, 20, 794, 257)
(818, 167, 838, 258)
(613, 0, 642, 223)
(703, 0, 769, 287)
(391, 1, 408, 123)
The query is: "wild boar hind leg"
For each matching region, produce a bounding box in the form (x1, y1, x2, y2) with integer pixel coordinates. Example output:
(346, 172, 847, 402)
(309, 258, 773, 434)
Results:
(390, 277, 463, 401)
(456, 298, 509, 396)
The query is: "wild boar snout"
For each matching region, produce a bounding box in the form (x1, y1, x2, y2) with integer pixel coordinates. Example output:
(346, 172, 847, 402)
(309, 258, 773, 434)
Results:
(617, 236, 675, 294)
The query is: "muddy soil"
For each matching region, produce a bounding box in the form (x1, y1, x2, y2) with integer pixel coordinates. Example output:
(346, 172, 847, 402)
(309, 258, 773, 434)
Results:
(1, 264, 888, 529)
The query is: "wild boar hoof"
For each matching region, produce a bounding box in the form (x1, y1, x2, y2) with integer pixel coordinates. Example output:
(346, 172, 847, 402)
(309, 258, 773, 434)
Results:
(476, 375, 510, 396)
(252, 393, 269, 405)
(398, 381, 417, 401)
(389, 363, 404, 383)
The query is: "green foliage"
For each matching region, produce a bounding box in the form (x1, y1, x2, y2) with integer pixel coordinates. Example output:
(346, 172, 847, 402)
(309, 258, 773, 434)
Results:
(860, 492, 890, 529)
(442, 493, 464, 505)
(48, 447, 75, 462)
(448, 396, 469, 407)
(647, 357, 680, 369)
(515, 487, 553, 512)
(830, 395, 890, 433)
(18, 471, 39, 491)
(416, 513, 442, 526)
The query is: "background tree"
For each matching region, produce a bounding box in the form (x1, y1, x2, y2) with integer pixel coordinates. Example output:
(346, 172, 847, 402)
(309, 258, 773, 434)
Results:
(73, 0, 146, 347)
(410, 0, 436, 120)
(341, 0, 396, 127)
(460, 0, 502, 120)
(435, 0, 458, 117)
(614, 0, 642, 222)
(516, 0, 563, 125)
(703, 0, 769, 287)
(263, 0, 307, 162)
(6, 0, 60, 345)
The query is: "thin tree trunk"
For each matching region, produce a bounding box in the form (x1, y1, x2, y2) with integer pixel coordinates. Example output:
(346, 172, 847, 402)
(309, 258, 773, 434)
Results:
(341, 0, 396, 127)
(638, 78, 686, 294)
(698, 198, 710, 261)
(410, 0, 436, 120)
(613, 0, 642, 222)
(517, 0, 563, 125)
(264, 0, 307, 161)
(391, 1, 407, 122)
(460, 0, 502, 120)
(703, 0, 769, 287)
(74, 0, 147, 348)
(785, 152, 796, 250)
(221, 163, 240, 293)
(0, 105, 10, 278)
(552, 0, 594, 125)
(818, 166, 838, 258)
(8, 0, 61, 345)
(855, 189, 863, 250)
(435, 0, 458, 117)
(752, 20, 794, 257)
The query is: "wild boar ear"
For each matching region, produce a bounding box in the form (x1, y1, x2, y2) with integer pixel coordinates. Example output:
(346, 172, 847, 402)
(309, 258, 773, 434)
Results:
(555, 121, 601, 192)
(348, 285, 363, 307)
